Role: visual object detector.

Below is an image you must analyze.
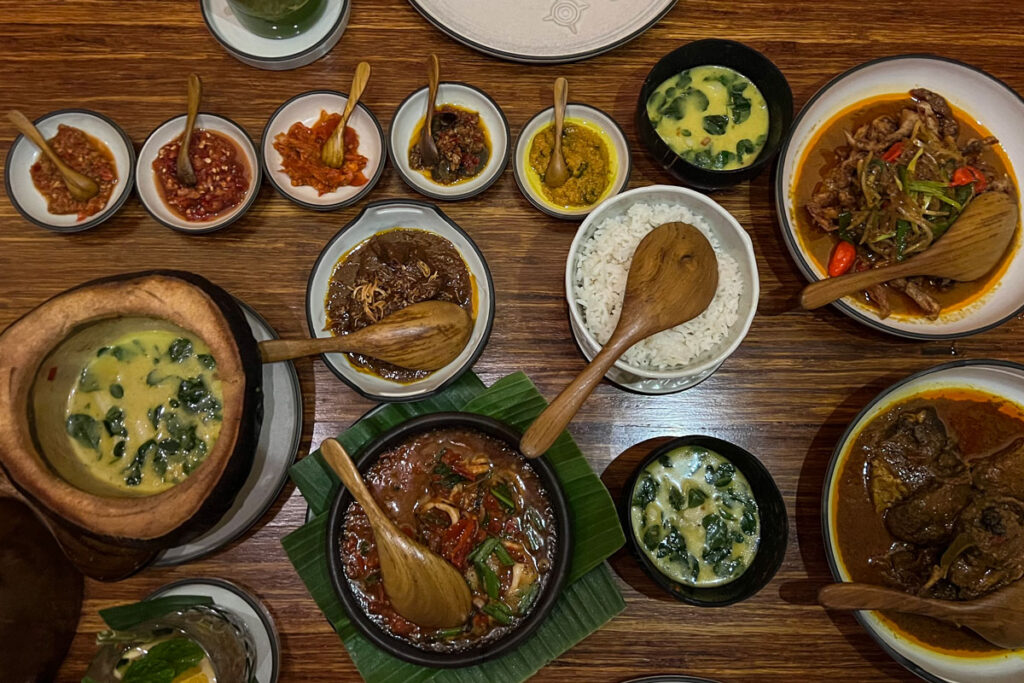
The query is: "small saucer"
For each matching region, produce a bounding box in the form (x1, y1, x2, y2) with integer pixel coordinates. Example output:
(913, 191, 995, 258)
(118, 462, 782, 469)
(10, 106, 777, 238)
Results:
(262, 90, 386, 211)
(136, 113, 261, 234)
(201, 0, 350, 71)
(388, 82, 510, 201)
(147, 578, 280, 683)
(4, 109, 135, 233)
(156, 299, 302, 566)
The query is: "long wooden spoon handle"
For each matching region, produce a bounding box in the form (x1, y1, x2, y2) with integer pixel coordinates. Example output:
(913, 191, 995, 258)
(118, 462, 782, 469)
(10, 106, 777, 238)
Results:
(341, 61, 371, 126)
(819, 583, 963, 621)
(258, 337, 354, 363)
(183, 73, 201, 143)
(425, 54, 439, 126)
(321, 439, 394, 531)
(552, 76, 567, 153)
(8, 110, 72, 173)
(520, 332, 634, 458)
(800, 261, 917, 310)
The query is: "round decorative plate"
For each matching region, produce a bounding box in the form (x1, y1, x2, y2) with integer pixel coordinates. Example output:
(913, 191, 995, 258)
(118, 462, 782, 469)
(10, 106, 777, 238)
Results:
(156, 299, 302, 566)
(407, 0, 676, 64)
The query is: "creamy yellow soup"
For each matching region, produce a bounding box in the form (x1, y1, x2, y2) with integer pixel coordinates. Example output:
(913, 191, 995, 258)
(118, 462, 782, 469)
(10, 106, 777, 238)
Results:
(646, 65, 769, 171)
(64, 330, 222, 495)
(631, 445, 760, 587)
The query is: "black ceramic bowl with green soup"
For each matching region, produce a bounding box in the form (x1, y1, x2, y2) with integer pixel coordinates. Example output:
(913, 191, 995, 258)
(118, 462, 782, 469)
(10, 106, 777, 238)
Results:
(621, 435, 787, 606)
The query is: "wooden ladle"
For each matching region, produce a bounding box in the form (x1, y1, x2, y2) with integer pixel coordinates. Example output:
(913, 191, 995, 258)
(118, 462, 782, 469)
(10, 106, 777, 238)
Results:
(520, 222, 719, 458)
(417, 54, 441, 169)
(800, 192, 1019, 310)
(176, 73, 202, 187)
(7, 110, 99, 201)
(259, 300, 472, 368)
(819, 581, 1024, 650)
(544, 77, 569, 189)
(321, 439, 472, 628)
(321, 61, 371, 168)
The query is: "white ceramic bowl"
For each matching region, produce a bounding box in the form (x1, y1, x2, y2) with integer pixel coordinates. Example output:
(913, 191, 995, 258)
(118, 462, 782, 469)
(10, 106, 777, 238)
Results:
(776, 55, 1024, 339)
(201, 0, 349, 71)
(262, 90, 385, 211)
(566, 184, 759, 394)
(824, 359, 1024, 683)
(513, 103, 631, 220)
(388, 82, 510, 201)
(4, 109, 135, 233)
(136, 113, 261, 234)
(305, 199, 494, 401)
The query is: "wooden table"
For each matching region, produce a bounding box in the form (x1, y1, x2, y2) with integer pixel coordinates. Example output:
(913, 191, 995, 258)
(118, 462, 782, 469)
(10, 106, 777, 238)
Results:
(2, 0, 1022, 680)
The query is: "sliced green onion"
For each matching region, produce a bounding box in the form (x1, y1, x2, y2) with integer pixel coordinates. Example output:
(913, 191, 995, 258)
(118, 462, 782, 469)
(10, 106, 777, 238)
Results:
(467, 537, 499, 565)
(436, 626, 466, 638)
(517, 580, 540, 614)
(493, 542, 515, 566)
(482, 601, 513, 625)
(895, 220, 910, 261)
(475, 560, 500, 599)
(490, 484, 516, 511)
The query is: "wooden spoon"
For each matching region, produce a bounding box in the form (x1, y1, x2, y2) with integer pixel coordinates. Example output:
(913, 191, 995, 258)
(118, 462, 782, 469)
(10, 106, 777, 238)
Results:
(520, 222, 719, 458)
(800, 192, 1019, 310)
(176, 73, 202, 187)
(259, 300, 471, 367)
(7, 110, 99, 202)
(417, 54, 441, 169)
(321, 61, 372, 169)
(321, 439, 472, 628)
(819, 581, 1024, 650)
(544, 77, 569, 189)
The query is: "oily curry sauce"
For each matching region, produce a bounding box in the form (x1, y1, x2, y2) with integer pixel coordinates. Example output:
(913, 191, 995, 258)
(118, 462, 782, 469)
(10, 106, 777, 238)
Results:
(834, 388, 1024, 654)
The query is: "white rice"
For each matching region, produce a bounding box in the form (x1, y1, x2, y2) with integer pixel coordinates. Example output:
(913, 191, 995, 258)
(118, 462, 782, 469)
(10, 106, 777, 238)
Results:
(573, 202, 742, 371)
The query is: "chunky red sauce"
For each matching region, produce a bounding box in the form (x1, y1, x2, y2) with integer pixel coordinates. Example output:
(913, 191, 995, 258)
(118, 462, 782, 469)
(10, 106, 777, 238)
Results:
(341, 427, 556, 652)
(152, 129, 250, 222)
(29, 124, 117, 221)
(273, 110, 368, 196)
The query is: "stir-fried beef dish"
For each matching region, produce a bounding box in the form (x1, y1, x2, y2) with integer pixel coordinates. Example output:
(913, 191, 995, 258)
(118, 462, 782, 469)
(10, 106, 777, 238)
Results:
(835, 390, 1024, 651)
(796, 90, 1017, 319)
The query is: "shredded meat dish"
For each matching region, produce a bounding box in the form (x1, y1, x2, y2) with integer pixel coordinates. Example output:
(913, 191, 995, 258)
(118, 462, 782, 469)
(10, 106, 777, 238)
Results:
(803, 89, 1015, 319)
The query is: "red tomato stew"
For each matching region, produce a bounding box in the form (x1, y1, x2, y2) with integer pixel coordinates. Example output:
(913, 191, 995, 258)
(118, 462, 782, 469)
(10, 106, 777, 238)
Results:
(273, 110, 369, 196)
(152, 129, 250, 222)
(30, 124, 117, 221)
(340, 427, 557, 652)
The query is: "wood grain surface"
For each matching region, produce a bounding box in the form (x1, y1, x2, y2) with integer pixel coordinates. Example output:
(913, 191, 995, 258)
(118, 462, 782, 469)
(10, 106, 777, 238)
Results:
(1, 1, 1022, 681)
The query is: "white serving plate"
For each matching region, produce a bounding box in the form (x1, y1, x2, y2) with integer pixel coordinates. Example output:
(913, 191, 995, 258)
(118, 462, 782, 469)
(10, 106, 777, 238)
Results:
(513, 103, 631, 220)
(136, 113, 261, 234)
(201, 0, 349, 71)
(566, 184, 758, 394)
(262, 90, 385, 211)
(388, 83, 510, 201)
(407, 0, 675, 64)
(305, 199, 494, 401)
(4, 109, 135, 233)
(776, 55, 1024, 339)
(824, 359, 1024, 682)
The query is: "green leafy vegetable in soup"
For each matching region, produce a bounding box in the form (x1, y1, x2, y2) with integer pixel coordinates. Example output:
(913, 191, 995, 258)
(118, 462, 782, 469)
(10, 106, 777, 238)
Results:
(647, 65, 769, 171)
(64, 329, 223, 495)
(631, 445, 760, 586)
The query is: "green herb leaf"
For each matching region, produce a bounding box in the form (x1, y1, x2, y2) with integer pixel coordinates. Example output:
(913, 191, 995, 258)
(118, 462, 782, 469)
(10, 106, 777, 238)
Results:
(66, 414, 100, 450)
(197, 354, 216, 370)
(668, 486, 685, 511)
(632, 475, 659, 509)
(109, 383, 124, 399)
(168, 338, 194, 363)
(686, 487, 707, 508)
(702, 114, 729, 136)
(103, 406, 127, 438)
(78, 368, 100, 392)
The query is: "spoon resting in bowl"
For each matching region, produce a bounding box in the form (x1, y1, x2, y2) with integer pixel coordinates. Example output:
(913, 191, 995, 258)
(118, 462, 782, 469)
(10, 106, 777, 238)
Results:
(416, 54, 442, 169)
(520, 222, 719, 458)
(8, 110, 99, 202)
(321, 438, 473, 628)
(321, 61, 371, 168)
(176, 73, 201, 187)
(544, 77, 569, 189)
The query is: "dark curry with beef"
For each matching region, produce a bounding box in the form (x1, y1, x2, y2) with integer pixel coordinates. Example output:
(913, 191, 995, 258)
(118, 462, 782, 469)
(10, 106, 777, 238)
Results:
(325, 228, 473, 382)
(794, 89, 1017, 319)
(340, 427, 557, 652)
(834, 389, 1024, 653)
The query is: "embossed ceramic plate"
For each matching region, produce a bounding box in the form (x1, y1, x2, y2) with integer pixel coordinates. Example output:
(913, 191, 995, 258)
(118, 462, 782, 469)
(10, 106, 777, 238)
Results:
(407, 0, 676, 63)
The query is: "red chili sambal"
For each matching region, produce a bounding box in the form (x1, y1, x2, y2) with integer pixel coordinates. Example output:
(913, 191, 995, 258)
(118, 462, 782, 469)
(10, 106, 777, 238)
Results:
(408, 104, 490, 185)
(152, 129, 250, 222)
(29, 124, 117, 221)
(340, 427, 556, 652)
(273, 110, 368, 196)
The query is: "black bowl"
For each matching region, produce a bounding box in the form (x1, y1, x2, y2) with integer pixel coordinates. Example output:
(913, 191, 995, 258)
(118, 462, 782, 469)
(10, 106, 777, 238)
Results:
(635, 39, 794, 191)
(325, 412, 573, 668)
(620, 435, 787, 606)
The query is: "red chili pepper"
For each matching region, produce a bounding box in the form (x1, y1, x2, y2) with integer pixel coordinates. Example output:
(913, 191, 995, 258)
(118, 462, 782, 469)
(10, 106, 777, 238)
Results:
(951, 165, 988, 192)
(881, 141, 905, 163)
(828, 241, 857, 277)
(441, 517, 479, 569)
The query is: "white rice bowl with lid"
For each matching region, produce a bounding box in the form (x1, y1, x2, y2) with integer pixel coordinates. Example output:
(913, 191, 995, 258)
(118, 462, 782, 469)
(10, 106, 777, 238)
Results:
(566, 184, 758, 392)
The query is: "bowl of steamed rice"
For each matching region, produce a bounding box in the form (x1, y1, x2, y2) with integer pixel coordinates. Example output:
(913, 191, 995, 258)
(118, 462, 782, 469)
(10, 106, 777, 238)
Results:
(566, 184, 758, 394)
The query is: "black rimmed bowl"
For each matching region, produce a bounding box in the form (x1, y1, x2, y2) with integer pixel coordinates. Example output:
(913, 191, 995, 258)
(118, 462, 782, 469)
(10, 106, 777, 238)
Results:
(261, 90, 386, 211)
(136, 113, 261, 234)
(4, 109, 135, 233)
(620, 435, 787, 606)
(635, 39, 793, 191)
(325, 412, 573, 668)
